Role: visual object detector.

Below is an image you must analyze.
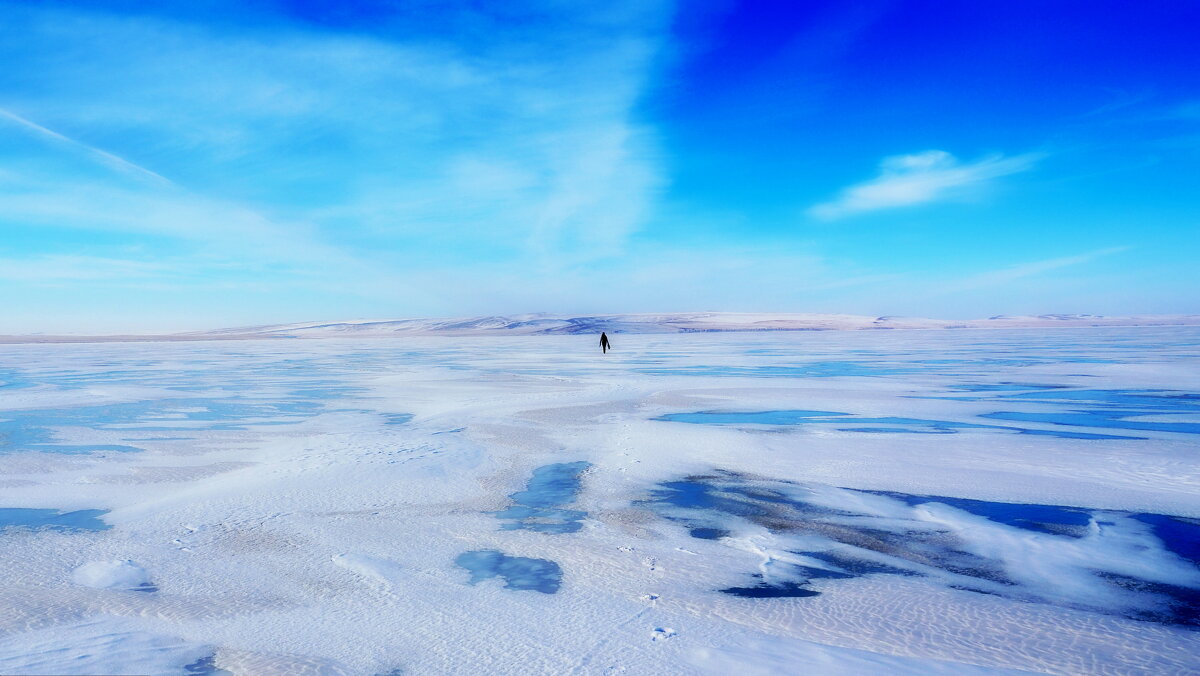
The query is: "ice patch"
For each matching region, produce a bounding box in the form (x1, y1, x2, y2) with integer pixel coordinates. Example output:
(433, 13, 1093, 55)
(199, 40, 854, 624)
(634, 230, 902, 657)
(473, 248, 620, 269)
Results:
(982, 410, 1200, 435)
(455, 549, 562, 594)
(657, 409, 1144, 439)
(0, 398, 327, 455)
(720, 580, 821, 598)
(1001, 389, 1200, 411)
(643, 472, 1200, 625)
(0, 507, 110, 532)
(635, 362, 911, 378)
(495, 461, 590, 534)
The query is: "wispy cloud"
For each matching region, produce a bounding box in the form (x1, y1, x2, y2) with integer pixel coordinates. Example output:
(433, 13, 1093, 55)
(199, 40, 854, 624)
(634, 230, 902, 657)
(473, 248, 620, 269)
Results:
(808, 150, 1041, 220)
(0, 171, 358, 270)
(1077, 89, 1152, 119)
(0, 107, 172, 185)
(0, 2, 668, 264)
(951, 246, 1130, 291)
(0, 1, 673, 330)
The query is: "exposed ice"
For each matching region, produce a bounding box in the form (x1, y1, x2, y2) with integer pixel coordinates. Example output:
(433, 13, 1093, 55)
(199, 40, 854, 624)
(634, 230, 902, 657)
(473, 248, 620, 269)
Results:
(495, 461, 590, 533)
(656, 409, 1146, 439)
(641, 472, 1200, 624)
(0, 508, 111, 532)
(455, 550, 563, 594)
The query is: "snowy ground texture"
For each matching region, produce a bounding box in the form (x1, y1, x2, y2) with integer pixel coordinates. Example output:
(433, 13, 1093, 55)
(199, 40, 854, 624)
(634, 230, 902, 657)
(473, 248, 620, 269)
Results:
(0, 327, 1197, 675)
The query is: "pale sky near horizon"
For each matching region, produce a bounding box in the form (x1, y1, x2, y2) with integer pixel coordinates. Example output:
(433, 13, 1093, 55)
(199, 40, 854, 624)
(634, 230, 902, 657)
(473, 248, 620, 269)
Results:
(1, 0, 1198, 333)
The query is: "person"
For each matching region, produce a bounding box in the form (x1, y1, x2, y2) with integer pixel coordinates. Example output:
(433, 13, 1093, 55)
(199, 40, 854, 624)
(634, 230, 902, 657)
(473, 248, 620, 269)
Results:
(599, 331, 611, 354)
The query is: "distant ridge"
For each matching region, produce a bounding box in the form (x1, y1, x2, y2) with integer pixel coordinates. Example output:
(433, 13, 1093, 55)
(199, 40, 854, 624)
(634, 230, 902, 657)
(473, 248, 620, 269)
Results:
(186, 312, 1200, 338)
(4, 312, 1197, 344)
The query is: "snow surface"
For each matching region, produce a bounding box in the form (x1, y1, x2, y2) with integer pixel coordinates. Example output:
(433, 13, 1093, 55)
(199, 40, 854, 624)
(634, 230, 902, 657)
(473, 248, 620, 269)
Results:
(0, 327, 1197, 674)
(72, 560, 153, 591)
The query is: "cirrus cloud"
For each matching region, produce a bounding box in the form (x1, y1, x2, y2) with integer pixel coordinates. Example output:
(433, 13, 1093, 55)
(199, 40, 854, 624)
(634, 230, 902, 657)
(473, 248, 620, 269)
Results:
(808, 149, 1042, 220)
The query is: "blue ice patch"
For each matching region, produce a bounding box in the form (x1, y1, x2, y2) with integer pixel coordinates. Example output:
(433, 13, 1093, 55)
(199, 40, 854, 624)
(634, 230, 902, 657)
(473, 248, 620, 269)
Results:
(0, 398, 326, 455)
(999, 389, 1200, 411)
(641, 472, 1200, 625)
(455, 550, 562, 594)
(495, 461, 590, 534)
(655, 410, 1143, 439)
(0, 508, 111, 532)
(635, 362, 911, 378)
(982, 410, 1200, 435)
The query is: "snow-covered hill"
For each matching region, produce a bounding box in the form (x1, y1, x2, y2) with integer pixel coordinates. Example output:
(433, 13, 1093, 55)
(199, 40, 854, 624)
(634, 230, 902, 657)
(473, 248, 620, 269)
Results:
(5, 313, 1197, 344)
(190, 312, 1200, 338)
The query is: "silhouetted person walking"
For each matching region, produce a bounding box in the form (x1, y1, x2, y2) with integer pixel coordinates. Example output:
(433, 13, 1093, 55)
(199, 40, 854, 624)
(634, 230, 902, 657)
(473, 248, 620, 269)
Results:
(600, 332, 611, 354)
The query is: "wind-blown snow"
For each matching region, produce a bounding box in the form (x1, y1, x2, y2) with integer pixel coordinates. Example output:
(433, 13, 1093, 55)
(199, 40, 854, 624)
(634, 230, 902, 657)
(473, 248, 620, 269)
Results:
(72, 560, 153, 592)
(0, 327, 1197, 674)
(0, 621, 214, 676)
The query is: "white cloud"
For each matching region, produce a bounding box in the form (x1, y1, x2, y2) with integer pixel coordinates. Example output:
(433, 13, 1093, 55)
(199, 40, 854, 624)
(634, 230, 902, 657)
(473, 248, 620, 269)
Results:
(0, 173, 355, 269)
(0, 2, 669, 295)
(808, 149, 1041, 220)
(0, 1, 679, 333)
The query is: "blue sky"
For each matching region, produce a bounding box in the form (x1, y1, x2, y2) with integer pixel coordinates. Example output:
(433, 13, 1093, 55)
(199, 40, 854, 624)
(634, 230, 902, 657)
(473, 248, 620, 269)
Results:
(1, 0, 1197, 332)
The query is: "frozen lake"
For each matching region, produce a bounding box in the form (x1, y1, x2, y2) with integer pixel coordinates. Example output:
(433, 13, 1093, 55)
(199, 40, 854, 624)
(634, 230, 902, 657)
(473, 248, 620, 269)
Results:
(0, 328, 1198, 674)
